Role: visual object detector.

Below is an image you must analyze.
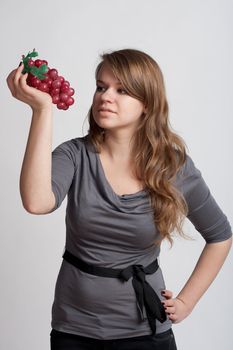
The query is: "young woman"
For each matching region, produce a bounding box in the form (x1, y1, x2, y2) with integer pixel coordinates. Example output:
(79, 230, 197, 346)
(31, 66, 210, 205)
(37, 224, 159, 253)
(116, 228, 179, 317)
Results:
(6, 48, 232, 350)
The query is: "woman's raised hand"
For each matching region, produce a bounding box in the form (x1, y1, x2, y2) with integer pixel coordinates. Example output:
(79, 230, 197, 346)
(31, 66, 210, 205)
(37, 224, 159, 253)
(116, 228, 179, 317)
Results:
(6, 63, 52, 112)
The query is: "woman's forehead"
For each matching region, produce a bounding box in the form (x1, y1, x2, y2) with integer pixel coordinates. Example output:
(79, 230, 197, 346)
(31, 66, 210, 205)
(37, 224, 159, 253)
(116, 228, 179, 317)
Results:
(97, 63, 121, 84)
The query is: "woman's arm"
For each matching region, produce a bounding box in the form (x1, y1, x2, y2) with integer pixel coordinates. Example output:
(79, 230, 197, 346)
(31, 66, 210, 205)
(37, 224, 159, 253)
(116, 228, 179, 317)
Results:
(6, 63, 55, 214)
(19, 107, 55, 214)
(162, 236, 232, 323)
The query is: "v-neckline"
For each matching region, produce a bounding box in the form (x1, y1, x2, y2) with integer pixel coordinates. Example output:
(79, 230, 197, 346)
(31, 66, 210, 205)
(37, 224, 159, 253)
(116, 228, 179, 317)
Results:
(95, 151, 146, 199)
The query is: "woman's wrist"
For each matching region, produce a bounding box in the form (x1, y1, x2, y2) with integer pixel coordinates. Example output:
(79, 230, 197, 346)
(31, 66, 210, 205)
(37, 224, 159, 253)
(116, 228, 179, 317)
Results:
(31, 104, 53, 115)
(175, 295, 194, 313)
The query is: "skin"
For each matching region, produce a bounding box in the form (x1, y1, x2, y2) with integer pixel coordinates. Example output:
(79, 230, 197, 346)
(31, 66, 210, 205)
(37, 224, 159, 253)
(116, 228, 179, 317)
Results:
(161, 238, 232, 323)
(92, 63, 147, 161)
(6, 63, 52, 112)
(6, 63, 55, 213)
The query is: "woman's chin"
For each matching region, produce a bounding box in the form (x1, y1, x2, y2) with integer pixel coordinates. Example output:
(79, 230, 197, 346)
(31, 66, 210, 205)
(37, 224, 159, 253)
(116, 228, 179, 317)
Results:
(95, 120, 115, 129)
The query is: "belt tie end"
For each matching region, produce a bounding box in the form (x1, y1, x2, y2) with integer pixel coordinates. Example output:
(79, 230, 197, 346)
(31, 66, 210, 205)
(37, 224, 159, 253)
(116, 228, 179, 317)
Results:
(120, 264, 167, 335)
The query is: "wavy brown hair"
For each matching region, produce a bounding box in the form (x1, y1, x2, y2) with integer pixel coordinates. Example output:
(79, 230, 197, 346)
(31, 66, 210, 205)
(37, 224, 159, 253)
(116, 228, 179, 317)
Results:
(85, 48, 189, 246)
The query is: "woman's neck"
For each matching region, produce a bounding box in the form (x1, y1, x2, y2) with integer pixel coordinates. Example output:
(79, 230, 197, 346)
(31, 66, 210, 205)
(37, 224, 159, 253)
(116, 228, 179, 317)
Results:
(101, 131, 134, 162)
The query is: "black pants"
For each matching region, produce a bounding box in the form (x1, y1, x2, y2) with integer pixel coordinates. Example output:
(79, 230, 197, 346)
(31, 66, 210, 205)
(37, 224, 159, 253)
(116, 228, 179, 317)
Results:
(50, 328, 177, 350)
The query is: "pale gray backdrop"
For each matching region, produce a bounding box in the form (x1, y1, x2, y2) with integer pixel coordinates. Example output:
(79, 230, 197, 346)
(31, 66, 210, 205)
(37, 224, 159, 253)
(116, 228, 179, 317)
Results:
(0, 0, 232, 349)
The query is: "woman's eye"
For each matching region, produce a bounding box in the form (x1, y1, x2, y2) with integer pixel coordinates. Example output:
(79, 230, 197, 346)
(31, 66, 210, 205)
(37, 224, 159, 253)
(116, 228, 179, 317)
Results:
(118, 89, 127, 94)
(96, 85, 105, 92)
(95, 85, 127, 94)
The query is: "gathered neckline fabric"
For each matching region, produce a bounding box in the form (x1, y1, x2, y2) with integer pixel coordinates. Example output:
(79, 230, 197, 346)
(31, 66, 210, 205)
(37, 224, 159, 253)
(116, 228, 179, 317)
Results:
(95, 150, 147, 200)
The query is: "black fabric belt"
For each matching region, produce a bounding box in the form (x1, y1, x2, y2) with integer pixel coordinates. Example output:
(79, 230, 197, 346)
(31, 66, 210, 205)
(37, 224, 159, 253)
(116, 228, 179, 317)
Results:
(62, 249, 167, 335)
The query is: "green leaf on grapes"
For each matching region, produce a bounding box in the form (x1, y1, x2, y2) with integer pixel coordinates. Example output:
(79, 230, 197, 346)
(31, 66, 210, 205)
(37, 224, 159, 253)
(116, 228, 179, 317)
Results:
(24, 49, 38, 60)
(21, 49, 38, 74)
(22, 61, 31, 74)
(39, 64, 48, 74)
(35, 65, 48, 79)
(29, 51, 38, 58)
(38, 74, 46, 80)
(30, 66, 39, 75)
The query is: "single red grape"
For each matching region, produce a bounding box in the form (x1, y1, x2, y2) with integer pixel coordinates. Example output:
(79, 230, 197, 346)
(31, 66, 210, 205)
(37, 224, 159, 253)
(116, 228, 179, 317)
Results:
(60, 84, 69, 93)
(30, 76, 41, 88)
(48, 68, 58, 80)
(52, 95, 60, 104)
(35, 59, 43, 67)
(67, 88, 75, 96)
(62, 80, 70, 87)
(42, 60, 48, 65)
(66, 97, 74, 106)
(59, 92, 69, 102)
(56, 76, 64, 83)
(38, 82, 50, 92)
(42, 76, 53, 87)
(50, 88, 60, 96)
(28, 59, 35, 67)
(51, 80, 62, 89)
(57, 101, 69, 110)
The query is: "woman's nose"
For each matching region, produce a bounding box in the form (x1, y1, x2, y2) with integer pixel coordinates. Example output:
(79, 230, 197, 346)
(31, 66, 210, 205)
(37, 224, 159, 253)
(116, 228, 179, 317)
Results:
(100, 88, 115, 102)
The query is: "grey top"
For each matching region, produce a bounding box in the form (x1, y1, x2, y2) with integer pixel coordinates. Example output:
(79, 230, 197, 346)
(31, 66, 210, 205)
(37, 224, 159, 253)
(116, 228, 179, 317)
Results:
(50, 135, 232, 340)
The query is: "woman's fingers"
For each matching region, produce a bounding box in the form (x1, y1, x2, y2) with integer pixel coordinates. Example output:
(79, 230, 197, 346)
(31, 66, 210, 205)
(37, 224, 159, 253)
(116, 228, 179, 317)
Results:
(6, 64, 25, 97)
(165, 305, 176, 314)
(162, 298, 175, 312)
(161, 291, 176, 318)
(161, 289, 173, 299)
(163, 298, 175, 307)
(18, 70, 29, 91)
(168, 313, 178, 323)
(15, 62, 25, 79)
(6, 68, 18, 96)
(162, 299, 178, 322)
(13, 63, 25, 88)
(7, 64, 53, 110)
(9, 64, 35, 100)
(162, 297, 191, 324)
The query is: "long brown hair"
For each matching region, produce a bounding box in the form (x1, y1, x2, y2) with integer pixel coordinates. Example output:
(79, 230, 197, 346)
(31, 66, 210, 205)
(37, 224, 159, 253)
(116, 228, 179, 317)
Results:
(86, 48, 189, 246)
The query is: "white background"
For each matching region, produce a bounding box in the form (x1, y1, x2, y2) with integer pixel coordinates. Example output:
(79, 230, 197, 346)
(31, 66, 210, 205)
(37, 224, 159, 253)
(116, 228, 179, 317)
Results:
(0, 0, 232, 349)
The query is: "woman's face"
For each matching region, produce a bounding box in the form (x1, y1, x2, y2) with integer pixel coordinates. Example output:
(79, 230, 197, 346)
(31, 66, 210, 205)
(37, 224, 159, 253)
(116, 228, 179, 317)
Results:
(92, 63, 146, 133)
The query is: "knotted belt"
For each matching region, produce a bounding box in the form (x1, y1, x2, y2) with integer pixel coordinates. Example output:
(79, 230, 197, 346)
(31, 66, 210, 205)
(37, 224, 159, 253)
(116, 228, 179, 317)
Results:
(62, 249, 167, 335)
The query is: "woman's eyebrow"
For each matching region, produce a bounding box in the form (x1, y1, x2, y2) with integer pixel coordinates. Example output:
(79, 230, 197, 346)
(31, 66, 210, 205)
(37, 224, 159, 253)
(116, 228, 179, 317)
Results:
(97, 79, 122, 85)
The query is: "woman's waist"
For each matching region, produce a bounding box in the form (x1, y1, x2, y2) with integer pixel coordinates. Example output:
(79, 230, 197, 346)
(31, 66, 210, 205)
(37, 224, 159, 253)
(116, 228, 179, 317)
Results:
(54, 260, 166, 310)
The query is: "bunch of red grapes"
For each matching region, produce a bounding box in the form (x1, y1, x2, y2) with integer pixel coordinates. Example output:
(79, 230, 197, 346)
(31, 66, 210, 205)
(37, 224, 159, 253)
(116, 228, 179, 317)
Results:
(22, 50, 75, 110)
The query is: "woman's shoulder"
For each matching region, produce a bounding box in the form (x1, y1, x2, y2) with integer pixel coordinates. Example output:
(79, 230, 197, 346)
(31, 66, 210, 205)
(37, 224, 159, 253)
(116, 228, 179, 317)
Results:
(173, 152, 202, 192)
(179, 153, 201, 179)
(53, 134, 88, 153)
(52, 135, 90, 170)
(170, 147, 199, 177)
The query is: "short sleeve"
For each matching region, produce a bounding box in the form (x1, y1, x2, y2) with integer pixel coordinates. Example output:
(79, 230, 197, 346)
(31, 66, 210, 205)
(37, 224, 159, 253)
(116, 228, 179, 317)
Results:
(175, 154, 232, 243)
(49, 139, 80, 212)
